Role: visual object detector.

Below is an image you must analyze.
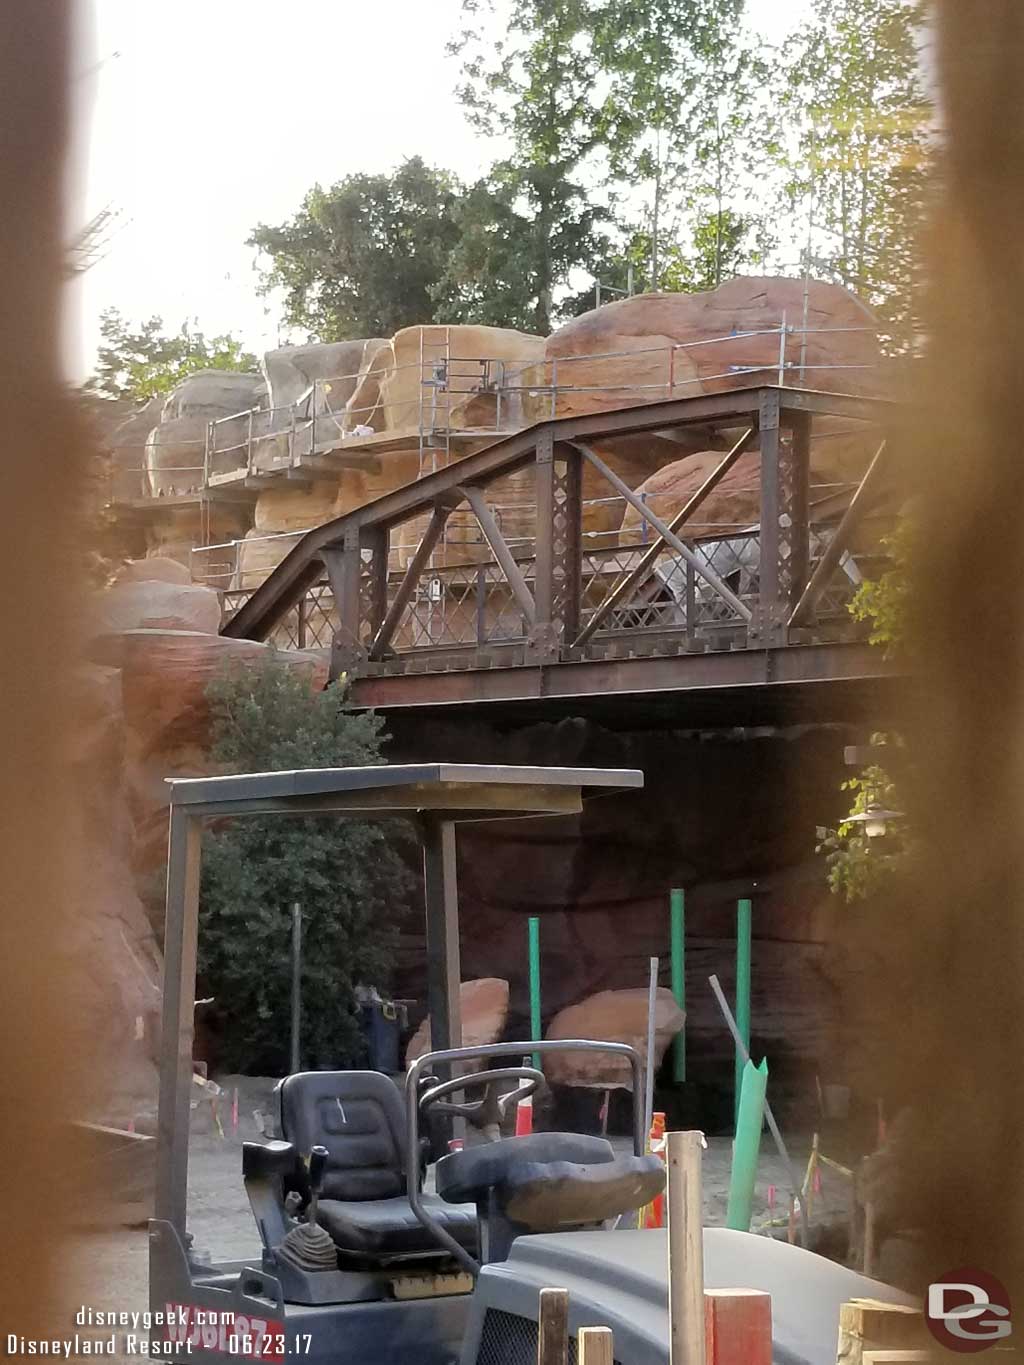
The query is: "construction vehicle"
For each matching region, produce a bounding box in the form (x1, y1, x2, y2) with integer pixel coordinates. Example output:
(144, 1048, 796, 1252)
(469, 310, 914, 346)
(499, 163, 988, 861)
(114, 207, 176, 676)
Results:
(149, 763, 910, 1365)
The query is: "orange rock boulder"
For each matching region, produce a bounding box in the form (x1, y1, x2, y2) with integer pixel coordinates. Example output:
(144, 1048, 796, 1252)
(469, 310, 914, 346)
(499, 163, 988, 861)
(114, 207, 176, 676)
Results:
(90, 579, 223, 636)
(405, 977, 511, 1067)
(620, 450, 763, 541)
(544, 987, 685, 1089)
(529, 276, 883, 426)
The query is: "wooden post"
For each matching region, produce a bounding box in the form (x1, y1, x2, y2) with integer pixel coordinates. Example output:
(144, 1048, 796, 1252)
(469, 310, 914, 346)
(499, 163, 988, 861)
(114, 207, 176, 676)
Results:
(704, 1289, 772, 1365)
(578, 1328, 614, 1365)
(537, 1288, 569, 1365)
(836, 1300, 929, 1365)
(667, 1130, 706, 1365)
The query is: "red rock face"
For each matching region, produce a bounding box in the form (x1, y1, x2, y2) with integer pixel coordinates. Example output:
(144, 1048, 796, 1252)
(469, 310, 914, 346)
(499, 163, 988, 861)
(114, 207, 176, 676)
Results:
(113, 556, 191, 586)
(387, 714, 854, 1087)
(88, 629, 327, 885)
(69, 662, 163, 1117)
(90, 580, 224, 636)
(517, 277, 885, 511)
(79, 565, 330, 1113)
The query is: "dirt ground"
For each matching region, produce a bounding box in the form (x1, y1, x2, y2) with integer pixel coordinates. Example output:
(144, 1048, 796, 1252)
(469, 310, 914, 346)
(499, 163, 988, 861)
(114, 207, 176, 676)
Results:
(63, 1075, 838, 1349)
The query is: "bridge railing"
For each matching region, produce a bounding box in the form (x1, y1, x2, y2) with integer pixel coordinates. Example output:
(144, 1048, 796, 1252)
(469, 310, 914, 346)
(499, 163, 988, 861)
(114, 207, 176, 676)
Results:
(109, 323, 889, 509)
(221, 386, 898, 679)
(223, 517, 889, 663)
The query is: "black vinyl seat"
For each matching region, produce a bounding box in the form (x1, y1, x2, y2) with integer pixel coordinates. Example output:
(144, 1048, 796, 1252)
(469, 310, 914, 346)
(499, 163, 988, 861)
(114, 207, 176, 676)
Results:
(436, 1131, 666, 1237)
(276, 1070, 478, 1262)
(316, 1193, 478, 1257)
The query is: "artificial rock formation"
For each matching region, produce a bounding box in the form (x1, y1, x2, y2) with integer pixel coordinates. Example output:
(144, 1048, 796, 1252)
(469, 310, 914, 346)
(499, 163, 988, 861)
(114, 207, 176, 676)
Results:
(115, 280, 885, 588)
(530, 277, 882, 424)
(386, 710, 852, 1093)
(262, 339, 384, 413)
(107, 393, 165, 502)
(520, 277, 884, 535)
(90, 579, 224, 636)
(79, 559, 328, 1113)
(70, 658, 163, 1119)
(405, 977, 511, 1067)
(544, 988, 685, 1090)
(113, 555, 191, 586)
(620, 449, 763, 541)
(148, 369, 267, 493)
(162, 370, 267, 421)
(89, 628, 326, 886)
(343, 325, 545, 438)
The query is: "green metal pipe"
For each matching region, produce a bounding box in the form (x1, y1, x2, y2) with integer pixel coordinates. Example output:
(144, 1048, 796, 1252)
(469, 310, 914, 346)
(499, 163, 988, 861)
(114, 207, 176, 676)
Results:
(528, 915, 541, 1069)
(670, 888, 686, 1083)
(726, 1057, 768, 1231)
(735, 897, 752, 1126)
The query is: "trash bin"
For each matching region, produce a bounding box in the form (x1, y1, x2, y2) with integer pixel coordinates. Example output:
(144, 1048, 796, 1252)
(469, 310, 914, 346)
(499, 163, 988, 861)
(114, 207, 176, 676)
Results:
(358, 995, 402, 1073)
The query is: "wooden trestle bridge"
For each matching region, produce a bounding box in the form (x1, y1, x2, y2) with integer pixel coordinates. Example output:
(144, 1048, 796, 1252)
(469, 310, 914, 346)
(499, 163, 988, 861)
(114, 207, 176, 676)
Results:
(221, 385, 903, 727)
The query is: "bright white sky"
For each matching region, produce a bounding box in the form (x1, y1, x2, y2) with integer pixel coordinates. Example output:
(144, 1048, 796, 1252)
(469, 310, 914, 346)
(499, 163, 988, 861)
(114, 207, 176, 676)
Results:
(67, 0, 814, 383)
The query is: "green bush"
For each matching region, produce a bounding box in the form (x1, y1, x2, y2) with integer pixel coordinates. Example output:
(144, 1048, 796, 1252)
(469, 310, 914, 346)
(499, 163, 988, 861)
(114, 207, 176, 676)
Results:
(198, 654, 411, 1073)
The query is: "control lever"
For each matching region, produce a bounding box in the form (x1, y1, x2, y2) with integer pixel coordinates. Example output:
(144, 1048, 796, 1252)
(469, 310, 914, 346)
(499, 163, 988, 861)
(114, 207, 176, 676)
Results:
(307, 1144, 328, 1227)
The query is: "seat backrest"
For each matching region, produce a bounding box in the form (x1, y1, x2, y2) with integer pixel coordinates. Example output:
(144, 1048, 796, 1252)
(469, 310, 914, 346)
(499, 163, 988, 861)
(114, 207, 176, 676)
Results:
(277, 1070, 409, 1202)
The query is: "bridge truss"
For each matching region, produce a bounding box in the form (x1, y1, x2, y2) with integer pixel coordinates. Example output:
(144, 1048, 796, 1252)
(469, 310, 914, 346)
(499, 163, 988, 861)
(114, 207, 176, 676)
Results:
(221, 386, 900, 716)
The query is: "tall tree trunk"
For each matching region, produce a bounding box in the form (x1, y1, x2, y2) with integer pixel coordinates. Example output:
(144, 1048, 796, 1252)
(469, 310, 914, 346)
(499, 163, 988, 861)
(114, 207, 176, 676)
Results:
(651, 156, 661, 292)
(715, 105, 725, 286)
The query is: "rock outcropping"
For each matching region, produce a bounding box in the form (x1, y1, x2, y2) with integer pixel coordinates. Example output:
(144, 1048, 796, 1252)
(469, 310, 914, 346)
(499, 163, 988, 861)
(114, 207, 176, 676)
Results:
(528, 277, 882, 425)
(545, 988, 685, 1089)
(405, 977, 510, 1067)
(80, 560, 328, 1115)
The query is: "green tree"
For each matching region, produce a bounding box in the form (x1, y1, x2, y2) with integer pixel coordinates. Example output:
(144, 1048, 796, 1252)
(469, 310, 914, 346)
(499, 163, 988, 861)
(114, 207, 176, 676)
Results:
(449, 0, 614, 332)
(437, 162, 613, 331)
(198, 655, 410, 1073)
(90, 309, 258, 402)
(248, 158, 463, 341)
(591, 0, 776, 291)
(817, 519, 914, 901)
(574, 208, 769, 313)
(779, 0, 931, 344)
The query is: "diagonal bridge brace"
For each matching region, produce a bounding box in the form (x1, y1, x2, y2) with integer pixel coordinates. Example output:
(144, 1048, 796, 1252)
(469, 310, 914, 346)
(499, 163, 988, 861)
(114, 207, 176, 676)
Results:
(458, 484, 537, 626)
(572, 427, 755, 649)
(369, 501, 457, 659)
(571, 439, 755, 637)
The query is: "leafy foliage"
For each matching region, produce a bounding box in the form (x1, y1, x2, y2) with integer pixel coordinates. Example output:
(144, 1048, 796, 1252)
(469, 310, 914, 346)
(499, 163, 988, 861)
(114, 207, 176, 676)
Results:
(89, 309, 259, 402)
(249, 159, 463, 341)
(198, 655, 410, 1073)
(848, 518, 913, 656)
(817, 516, 915, 901)
(447, 0, 616, 332)
(572, 208, 771, 313)
(778, 0, 931, 345)
(816, 742, 910, 902)
(437, 162, 613, 331)
(591, 0, 775, 290)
